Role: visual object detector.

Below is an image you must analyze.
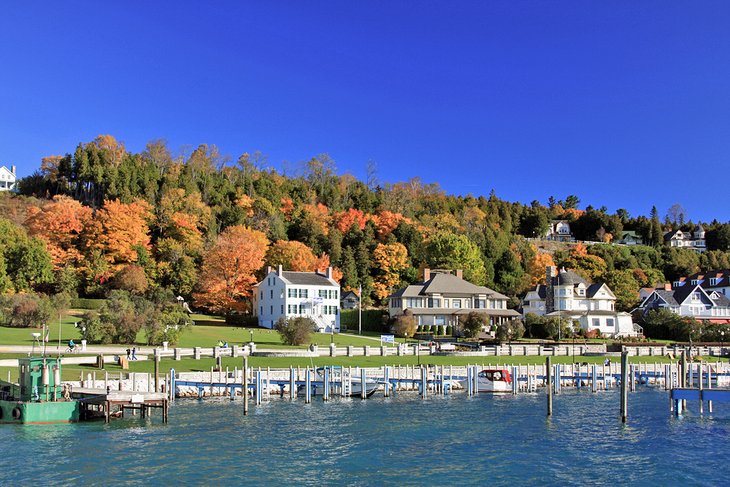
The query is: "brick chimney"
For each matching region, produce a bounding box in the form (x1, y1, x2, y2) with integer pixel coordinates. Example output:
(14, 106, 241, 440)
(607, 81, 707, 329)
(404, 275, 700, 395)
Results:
(664, 283, 671, 291)
(266, 266, 272, 274)
(423, 268, 431, 281)
(11, 165, 16, 175)
(545, 266, 557, 314)
(277, 265, 283, 276)
(455, 269, 463, 279)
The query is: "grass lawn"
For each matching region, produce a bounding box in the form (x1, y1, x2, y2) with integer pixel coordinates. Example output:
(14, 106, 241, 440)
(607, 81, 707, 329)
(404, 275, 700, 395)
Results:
(0, 310, 85, 346)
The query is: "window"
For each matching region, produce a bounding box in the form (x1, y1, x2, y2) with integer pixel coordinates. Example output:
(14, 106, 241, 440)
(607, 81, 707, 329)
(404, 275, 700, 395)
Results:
(270, 290, 273, 299)
(299, 304, 306, 314)
(260, 306, 263, 315)
(268, 277, 271, 286)
(428, 298, 441, 308)
(288, 305, 297, 314)
(270, 306, 273, 314)
(453, 299, 462, 308)
(606, 318, 614, 328)
(288, 289, 297, 298)
(260, 291, 263, 299)
(592, 318, 600, 328)
(281, 305, 284, 313)
(692, 292, 701, 302)
(444, 299, 450, 308)
(475, 299, 485, 309)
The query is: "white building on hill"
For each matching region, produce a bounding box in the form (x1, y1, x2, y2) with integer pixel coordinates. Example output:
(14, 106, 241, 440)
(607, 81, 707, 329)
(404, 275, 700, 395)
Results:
(253, 266, 340, 332)
(0, 165, 17, 191)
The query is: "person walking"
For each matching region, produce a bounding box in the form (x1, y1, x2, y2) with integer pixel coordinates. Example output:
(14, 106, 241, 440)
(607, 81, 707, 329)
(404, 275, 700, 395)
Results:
(131, 347, 137, 360)
(126, 348, 131, 360)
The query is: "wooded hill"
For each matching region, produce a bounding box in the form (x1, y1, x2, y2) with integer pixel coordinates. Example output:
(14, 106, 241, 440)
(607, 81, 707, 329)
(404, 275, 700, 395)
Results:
(4, 135, 730, 316)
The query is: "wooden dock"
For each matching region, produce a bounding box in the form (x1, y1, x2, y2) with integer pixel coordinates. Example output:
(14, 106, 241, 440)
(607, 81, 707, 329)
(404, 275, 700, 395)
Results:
(72, 387, 169, 423)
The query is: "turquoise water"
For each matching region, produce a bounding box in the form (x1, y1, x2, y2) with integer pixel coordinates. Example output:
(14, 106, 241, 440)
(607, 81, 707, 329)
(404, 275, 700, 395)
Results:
(2, 388, 729, 485)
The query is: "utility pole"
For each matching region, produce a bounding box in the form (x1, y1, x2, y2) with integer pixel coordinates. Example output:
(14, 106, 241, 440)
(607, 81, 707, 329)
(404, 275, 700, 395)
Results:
(358, 284, 362, 335)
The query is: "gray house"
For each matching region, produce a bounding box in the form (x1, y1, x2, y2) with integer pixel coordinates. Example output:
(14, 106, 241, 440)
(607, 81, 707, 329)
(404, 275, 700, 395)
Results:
(388, 269, 520, 330)
(340, 290, 359, 310)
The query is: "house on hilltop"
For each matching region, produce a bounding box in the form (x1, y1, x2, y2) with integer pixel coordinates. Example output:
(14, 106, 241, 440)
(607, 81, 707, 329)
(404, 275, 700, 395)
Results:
(340, 290, 359, 310)
(522, 266, 640, 337)
(544, 220, 574, 242)
(388, 269, 520, 330)
(253, 265, 340, 332)
(0, 165, 17, 192)
(664, 226, 706, 252)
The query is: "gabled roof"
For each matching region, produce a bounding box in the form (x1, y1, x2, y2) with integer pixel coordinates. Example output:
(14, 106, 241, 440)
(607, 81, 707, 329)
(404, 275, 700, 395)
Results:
(586, 283, 615, 299)
(389, 272, 508, 300)
(279, 271, 337, 287)
(664, 229, 683, 241)
(341, 291, 359, 300)
(650, 289, 678, 306)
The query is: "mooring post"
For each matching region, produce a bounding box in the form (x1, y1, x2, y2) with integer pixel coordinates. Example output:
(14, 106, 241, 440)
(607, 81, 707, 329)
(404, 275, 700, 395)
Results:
(289, 366, 295, 400)
(154, 348, 160, 393)
(243, 356, 249, 415)
(384, 366, 390, 397)
(170, 368, 176, 402)
(323, 366, 329, 402)
(591, 365, 597, 393)
(620, 350, 629, 423)
(361, 368, 367, 399)
(305, 368, 312, 403)
(546, 357, 553, 416)
(708, 363, 713, 413)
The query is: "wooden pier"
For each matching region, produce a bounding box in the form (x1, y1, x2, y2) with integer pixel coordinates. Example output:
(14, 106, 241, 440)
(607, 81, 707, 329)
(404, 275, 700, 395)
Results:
(72, 388, 169, 423)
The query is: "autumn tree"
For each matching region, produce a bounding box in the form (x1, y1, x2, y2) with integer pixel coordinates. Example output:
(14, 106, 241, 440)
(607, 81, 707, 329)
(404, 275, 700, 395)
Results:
(392, 310, 417, 338)
(266, 240, 319, 271)
(25, 195, 93, 268)
(193, 225, 269, 315)
(86, 199, 153, 268)
(372, 242, 409, 302)
(526, 250, 556, 287)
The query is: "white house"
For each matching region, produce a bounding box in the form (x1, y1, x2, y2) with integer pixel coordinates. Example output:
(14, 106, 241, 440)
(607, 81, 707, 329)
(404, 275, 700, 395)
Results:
(522, 266, 639, 337)
(545, 220, 574, 242)
(253, 266, 340, 332)
(664, 226, 706, 252)
(388, 269, 520, 330)
(0, 165, 16, 191)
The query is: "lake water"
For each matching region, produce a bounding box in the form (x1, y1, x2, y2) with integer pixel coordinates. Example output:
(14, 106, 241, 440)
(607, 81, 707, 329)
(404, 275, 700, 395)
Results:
(2, 388, 729, 485)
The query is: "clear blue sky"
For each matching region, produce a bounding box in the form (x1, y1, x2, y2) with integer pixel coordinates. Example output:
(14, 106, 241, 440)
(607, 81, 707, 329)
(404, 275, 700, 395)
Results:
(2, 2, 729, 222)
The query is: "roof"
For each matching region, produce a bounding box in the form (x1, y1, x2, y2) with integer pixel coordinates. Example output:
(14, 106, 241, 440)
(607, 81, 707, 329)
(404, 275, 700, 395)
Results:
(554, 269, 587, 286)
(279, 271, 337, 287)
(389, 272, 509, 300)
(405, 308, 520, 317)
(341, 291, 358, 300)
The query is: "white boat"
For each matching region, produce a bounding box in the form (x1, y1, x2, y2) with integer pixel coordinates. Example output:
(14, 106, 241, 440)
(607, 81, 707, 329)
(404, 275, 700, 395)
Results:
(460, 368, 512, 393)
(298, 367, 380, 398)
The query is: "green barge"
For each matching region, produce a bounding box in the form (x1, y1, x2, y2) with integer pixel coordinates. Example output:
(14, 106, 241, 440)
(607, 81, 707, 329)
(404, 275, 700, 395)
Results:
(0, 357, 80, 424)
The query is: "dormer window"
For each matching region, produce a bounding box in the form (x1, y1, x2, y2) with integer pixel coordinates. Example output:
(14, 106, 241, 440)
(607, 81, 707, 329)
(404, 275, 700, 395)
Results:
(691, 292, 701, 302)
(673, 281, 681, 288)
(691, 280, 698, 285)
(710, 278, 719, 286)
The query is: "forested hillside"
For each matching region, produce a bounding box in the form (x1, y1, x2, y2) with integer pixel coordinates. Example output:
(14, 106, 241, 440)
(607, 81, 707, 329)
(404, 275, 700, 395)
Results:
(4, 135, 730, 317)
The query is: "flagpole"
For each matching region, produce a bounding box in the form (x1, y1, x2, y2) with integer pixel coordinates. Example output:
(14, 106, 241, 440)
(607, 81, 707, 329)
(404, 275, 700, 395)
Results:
(358, 284, 362, 335)
(57, 312, 62, 358)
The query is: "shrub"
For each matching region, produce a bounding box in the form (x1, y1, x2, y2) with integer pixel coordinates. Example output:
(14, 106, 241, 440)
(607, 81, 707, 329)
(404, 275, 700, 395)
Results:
(446, 325, 453, 336)
(460, 312, 487, 339)
(392, 310, 417, 338)
(439, 325, 446, 336)
(275, 316, 317, 346)
(4, 293, 54, 328)
(144, 305, 191, 346)
(110, 265, 149, 295)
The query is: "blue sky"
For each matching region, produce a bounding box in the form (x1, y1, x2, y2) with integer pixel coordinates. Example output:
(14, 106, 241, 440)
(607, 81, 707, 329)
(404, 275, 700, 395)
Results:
(2, 2, 729, 222)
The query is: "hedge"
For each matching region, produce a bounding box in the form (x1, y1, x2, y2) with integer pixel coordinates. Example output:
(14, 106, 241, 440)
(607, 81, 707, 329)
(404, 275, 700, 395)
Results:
(340, 309, 389, 332)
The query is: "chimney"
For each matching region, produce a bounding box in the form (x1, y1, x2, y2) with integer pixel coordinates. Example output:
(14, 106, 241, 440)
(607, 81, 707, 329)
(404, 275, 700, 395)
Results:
(326, 266, 332, 279)
(423, 268, 431, 281)
(266, 266, 272, 275)
(664, 283, 671, 291)
(277, 265, 283, 276)
(11, 165, 16, 175)
(545, 266, 557, 314)
(456, 269, 463, 279)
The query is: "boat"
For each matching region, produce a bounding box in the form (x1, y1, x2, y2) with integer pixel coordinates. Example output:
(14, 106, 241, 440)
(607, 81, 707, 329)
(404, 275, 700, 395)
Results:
(297, 367, 380, 398)
(459, 368, 512, 393)
(0, 357, 80, 424)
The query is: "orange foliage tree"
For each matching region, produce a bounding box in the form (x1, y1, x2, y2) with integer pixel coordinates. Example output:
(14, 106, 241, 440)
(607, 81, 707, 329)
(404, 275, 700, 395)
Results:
(156, 189, 211, 254)
(372, 210, 408, 240)
(25, 195, 93, 268)
(86, 199, 153, 268)
(526, 250, 556, 287)
(193, 226, 269, 314)
(333, 208, 368, 233)
(266, 240, 319, 271)
(372, 242, 409, 301)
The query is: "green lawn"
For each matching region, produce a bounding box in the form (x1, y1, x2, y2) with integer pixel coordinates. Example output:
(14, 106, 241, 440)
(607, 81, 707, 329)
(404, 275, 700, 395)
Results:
(0, 310, 85, 345)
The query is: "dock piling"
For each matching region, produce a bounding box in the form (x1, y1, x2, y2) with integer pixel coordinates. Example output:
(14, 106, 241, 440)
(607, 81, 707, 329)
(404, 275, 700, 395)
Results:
(620, 351, 628, 423)
(546, 357, 553, 416)
(243, 357, 249, 415)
